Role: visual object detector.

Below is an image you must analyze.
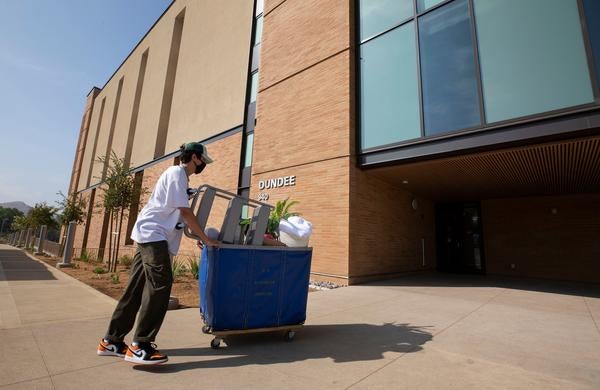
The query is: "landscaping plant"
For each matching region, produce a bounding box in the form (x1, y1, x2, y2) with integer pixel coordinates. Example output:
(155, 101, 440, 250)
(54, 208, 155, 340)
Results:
(96, 151, 146, 273)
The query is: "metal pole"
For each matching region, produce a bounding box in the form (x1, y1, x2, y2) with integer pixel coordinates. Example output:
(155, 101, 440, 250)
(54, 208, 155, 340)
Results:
(35, 225, 47, 255)
(57, 221, 76, 268)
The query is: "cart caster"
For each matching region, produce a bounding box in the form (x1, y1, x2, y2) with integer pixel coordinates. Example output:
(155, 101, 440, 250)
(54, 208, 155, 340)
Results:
(202, 325, 211, 334)
(284, 330, 295, 342)
(211, 338, 222, 349)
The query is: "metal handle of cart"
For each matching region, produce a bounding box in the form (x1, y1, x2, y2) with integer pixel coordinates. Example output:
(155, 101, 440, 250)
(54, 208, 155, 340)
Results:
(182, 184, 274, 246)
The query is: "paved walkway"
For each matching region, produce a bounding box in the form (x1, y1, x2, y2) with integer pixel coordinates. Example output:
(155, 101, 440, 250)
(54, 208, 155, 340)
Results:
(1, 243, 600, 389)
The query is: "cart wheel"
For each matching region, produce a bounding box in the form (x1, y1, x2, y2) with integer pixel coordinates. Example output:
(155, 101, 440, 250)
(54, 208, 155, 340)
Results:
(211, 338, 222, 349)
(284, 330, 295, 342)
(202, 325, 211, 334)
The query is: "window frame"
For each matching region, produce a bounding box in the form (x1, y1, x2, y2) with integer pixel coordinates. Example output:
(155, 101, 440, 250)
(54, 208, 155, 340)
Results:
(355, 0, 600, 159)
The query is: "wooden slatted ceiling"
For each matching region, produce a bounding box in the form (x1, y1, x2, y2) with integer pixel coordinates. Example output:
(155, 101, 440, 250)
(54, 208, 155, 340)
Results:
(369, 136, 600, 201)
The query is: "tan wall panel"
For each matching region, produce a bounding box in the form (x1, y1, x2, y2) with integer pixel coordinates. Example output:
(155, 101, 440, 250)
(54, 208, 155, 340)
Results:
(109, 60, 137, 161)
(250, 158, 351, 279)
(129, 2, 186, 167)
(483, 194, 600, 283)
(78, 96, 103, 191)
(165, 0, 252, 151)
(260, 0, 349, 89)
(89, 83, 118, 184)
(254, 52, 350, 173)
(349, 169, 436, 283)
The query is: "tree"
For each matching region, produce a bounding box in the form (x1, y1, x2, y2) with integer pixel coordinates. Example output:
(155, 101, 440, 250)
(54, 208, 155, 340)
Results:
(97, 151, 145, 272)
(55, 191, 87, 228)
(0, 207, 23, 232)
(28, 203, 58, 230)
(11, 214, 30, 231)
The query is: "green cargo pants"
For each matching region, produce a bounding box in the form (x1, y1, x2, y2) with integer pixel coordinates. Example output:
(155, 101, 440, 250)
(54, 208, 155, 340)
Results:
(105, 240, 173, 343)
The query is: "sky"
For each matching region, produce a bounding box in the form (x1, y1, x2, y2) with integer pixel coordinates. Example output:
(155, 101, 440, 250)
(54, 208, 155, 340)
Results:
(0, 0, 172, 207)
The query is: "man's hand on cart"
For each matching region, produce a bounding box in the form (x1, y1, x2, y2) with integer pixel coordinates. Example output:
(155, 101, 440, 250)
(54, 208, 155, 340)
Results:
(180, 207, 220, 247)
(197, 238, 220, 249)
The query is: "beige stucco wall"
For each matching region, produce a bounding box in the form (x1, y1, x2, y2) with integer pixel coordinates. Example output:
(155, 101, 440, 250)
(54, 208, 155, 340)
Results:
(77, 0, 252, 191)
(165, 0, 252, 152)
(78, 96, 104, 190)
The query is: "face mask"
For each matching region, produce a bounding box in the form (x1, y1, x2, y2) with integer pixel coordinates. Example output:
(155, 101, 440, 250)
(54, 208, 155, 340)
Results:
(195, 160, 206, 174)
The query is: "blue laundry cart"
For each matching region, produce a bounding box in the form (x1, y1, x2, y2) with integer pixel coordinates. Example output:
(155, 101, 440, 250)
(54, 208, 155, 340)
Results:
(198, 245, 312, 348)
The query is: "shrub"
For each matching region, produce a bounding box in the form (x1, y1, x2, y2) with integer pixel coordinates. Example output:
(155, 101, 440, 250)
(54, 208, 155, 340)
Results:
(187, 256, 200, 279)
(93, 267, 106, 275)
(172, 258, 187, 280)
(119, 254, 133, 267)
(110, 273, 120, 284)
(79, 249, 96, 263)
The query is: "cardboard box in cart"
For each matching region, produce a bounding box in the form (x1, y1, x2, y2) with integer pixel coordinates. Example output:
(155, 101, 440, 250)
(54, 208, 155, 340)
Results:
(199, 245, 312, 347)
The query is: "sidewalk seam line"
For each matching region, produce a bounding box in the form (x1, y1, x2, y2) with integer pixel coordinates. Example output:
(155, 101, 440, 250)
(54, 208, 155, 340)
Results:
(30, 330, 56, 390)
(583, 296, 600, 338)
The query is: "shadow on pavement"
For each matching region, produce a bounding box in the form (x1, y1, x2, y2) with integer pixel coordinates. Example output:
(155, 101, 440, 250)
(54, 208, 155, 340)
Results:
(0, 248, 57, 281)
(134, 322, 432, 373)
(367, 273, 600, 299)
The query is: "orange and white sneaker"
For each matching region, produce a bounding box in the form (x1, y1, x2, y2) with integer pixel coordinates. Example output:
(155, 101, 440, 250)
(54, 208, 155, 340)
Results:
(124, 343, 168, 365)
(97, 339, 129, 357)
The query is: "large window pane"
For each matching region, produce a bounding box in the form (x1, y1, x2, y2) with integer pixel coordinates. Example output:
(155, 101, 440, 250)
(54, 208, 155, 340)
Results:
(359, 0, 413, 41)
(417, 0, 446, 13)
(250, 72, 258, 103)
(583, 0, 600, 91)
(360, 24, 420, 149)
(419, 0, 481, 136)
(474, 0, 594, 123)
(244, 133, 254, 168)
(255, 15, 263, 45)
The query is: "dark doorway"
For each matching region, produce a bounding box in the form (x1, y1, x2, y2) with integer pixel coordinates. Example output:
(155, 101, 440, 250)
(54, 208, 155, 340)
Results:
(436, 202, 485, 274)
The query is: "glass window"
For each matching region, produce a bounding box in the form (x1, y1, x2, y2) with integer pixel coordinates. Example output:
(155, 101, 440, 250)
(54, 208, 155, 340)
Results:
(250, 72, 258, 103)
(255, 15, 263, 45)
(360, 23, 420, 150)
(244, 133, 254, 168)
(417, 0, 446, 13)
(583, 0, 600, 91)
(255, 0, 264, 17)
(359, 0, 413, 41)
(419, 0, 481, 136)
(474, 0, 594, 123)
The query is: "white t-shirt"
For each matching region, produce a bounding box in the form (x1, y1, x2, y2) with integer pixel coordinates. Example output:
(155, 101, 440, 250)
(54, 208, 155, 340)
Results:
(131, 165, 189, 255)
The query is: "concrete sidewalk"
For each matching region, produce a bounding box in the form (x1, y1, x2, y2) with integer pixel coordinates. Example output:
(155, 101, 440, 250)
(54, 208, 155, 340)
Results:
(1, 243, 600, 389)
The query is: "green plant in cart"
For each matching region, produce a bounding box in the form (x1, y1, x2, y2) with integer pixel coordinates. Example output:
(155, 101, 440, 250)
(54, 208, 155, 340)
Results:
(266, 198, 300, 239)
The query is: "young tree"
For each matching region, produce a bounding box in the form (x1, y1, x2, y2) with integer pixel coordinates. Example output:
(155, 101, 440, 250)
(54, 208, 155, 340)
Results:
(55, 191, 87, 252)
(0, 207, 23, 233)
(97, 151, 145, 272)
(28, 203, 58, 230)
(11, 214, 31, 231)
(56, 191, 87, 228)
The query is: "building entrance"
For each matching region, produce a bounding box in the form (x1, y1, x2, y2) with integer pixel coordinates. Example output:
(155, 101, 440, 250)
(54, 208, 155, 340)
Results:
(436, 202, 485, 274)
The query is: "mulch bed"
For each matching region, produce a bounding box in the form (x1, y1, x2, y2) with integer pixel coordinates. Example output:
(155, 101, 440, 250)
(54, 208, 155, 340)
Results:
(35, 254, 199, 309)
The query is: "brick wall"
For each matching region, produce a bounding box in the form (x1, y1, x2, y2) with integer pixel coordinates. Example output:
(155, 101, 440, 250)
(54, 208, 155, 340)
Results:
(482, 194, 600, 283)
(254, 0, 352, 283)
(349, 168, 437, 284)
(74, 134, 243, 260)
(72, 191, 93, 250)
